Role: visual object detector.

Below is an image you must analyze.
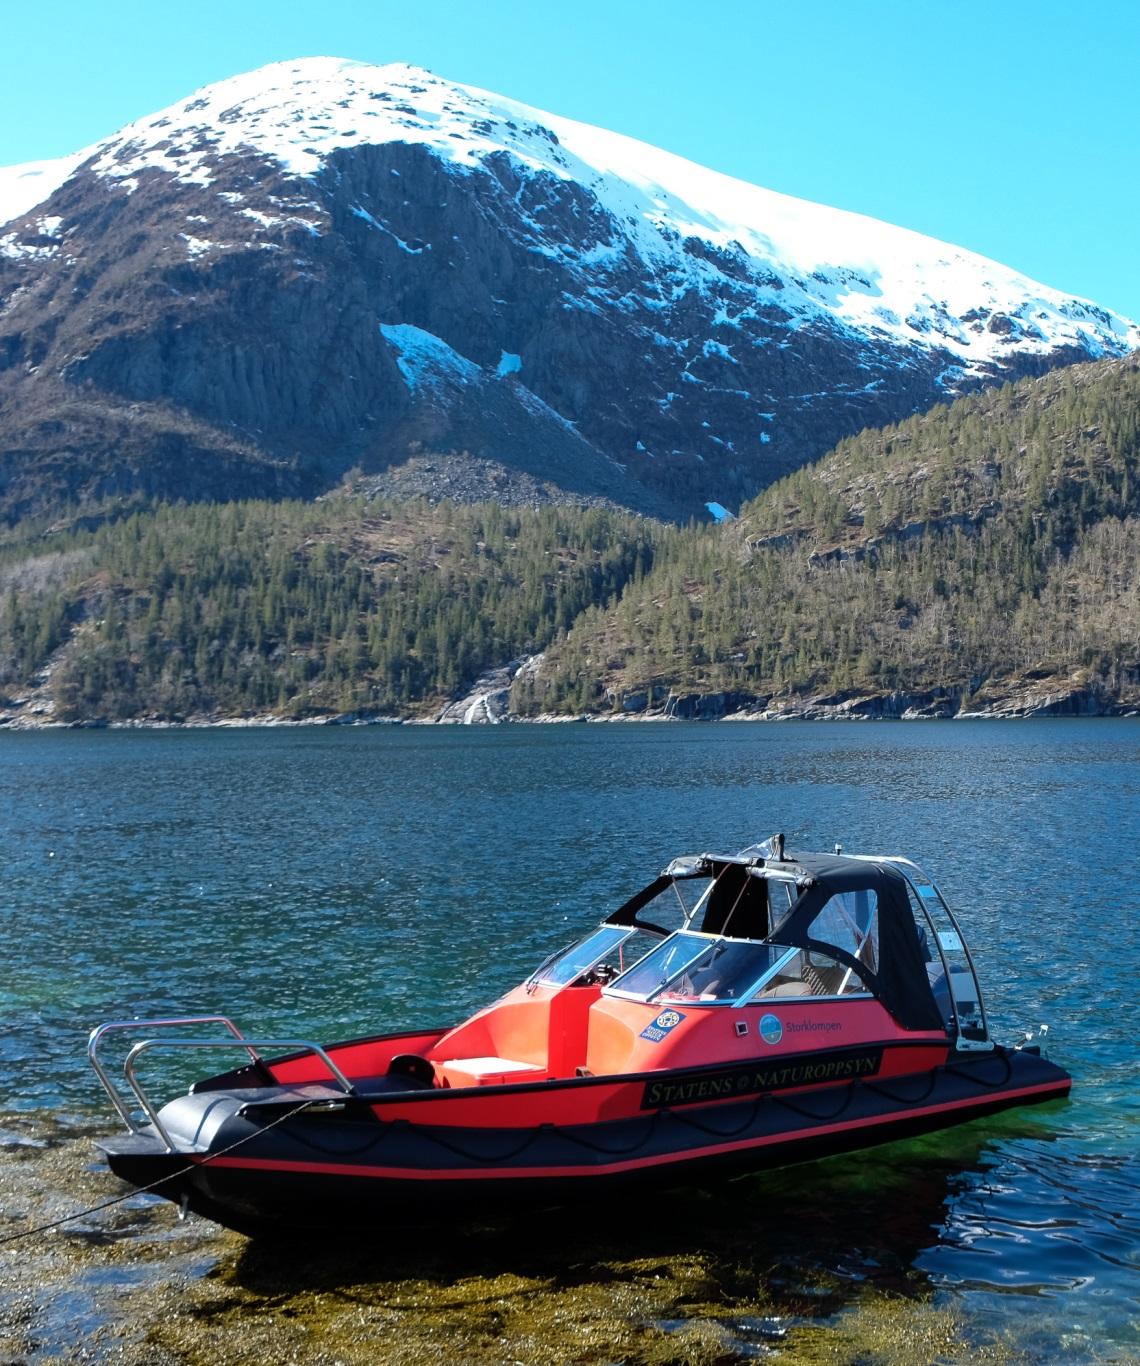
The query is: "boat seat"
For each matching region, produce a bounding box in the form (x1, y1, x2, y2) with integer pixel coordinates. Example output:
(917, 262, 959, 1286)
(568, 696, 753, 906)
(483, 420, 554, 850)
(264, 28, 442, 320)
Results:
(802, 961, 846, 996)
(762, 980, 812, 998)
(437, 1056, 547, 1088)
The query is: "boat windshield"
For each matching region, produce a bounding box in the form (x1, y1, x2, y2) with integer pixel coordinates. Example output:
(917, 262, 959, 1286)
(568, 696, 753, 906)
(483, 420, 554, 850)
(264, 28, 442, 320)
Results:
(532, 924, 659, 989)
(607, 928, 877, 1005)
(608, 932, 788, 1004)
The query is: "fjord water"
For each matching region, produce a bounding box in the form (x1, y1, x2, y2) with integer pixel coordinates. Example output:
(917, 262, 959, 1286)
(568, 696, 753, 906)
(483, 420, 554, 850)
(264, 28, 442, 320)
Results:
(1, 720, 1137, 1359)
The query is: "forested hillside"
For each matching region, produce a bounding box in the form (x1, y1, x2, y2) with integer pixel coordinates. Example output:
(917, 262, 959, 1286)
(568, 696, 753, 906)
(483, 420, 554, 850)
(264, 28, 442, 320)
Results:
(2, 355, 1137, 726)
(0, 499, 658, 723)
(520, 356, 1140, 718)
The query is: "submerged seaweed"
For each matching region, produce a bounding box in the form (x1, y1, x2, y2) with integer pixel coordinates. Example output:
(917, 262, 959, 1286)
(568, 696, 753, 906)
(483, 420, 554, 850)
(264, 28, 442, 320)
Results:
(0, 1111, 1029, 1364)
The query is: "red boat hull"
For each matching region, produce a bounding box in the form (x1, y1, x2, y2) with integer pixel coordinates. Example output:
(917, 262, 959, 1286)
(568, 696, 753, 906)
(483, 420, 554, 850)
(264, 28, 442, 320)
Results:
(101, 1045, 1070, 1236)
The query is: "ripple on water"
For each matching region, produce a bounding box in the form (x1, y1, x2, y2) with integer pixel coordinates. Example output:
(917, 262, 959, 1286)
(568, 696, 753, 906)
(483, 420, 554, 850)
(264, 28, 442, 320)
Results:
(0, 721, 1138, 1363)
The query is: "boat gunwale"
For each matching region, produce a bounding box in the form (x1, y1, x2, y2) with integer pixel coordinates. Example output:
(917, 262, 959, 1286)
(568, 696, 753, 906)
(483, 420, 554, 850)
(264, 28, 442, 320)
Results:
(242, 1030, 955, 1114)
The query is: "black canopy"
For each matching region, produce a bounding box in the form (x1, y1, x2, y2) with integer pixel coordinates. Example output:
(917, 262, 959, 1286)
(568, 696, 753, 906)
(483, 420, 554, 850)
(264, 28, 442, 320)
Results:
(606, 848, 943, 1033)
(772, 853, 944, 1033)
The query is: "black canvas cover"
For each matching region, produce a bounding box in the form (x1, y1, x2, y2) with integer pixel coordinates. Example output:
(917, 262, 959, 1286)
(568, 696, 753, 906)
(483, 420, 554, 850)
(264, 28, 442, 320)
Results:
(606, 875, 675, 932)
(774, 854, 944, 1032)
(698, 862, 769, 939)
(605, 849, 943, 1034)
(607, 856, 770, 935)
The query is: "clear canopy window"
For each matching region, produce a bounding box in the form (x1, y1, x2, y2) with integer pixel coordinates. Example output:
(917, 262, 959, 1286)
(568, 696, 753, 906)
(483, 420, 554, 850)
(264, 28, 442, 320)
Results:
(808, 889, 879, 972)
(752, 947, 871, 999)
(610, 932, 789, 1004)
(535, 925, 659, 988)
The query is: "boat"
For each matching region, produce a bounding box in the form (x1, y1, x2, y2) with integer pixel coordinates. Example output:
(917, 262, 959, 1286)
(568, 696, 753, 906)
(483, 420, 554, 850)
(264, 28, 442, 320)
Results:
(89, 837, 1071, 1234)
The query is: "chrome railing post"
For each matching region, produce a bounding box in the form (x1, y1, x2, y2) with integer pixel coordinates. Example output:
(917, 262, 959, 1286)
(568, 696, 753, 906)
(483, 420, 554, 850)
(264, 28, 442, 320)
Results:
(87, 1016, 250, 1134)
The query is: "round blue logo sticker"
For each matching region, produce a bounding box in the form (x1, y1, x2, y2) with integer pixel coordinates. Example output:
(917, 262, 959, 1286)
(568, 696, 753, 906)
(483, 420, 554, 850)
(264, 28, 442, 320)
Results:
(655, 1010, 682, 1030)
(759, 1013, 784, 1045)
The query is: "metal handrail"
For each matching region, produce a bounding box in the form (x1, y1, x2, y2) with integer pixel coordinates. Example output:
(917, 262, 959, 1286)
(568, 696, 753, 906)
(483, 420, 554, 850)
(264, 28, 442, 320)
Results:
(123, 1037, 355, 1150)
(88, 1016, 253, 1131)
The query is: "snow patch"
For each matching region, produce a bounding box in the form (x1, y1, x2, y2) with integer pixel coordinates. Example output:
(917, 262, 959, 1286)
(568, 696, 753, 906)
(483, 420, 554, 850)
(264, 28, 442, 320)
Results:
(350, 202, 422, 251)
(702, 338, 736, 363)
(0, 153, 86, 228)
(180, 234, 215, 257)
(379, 322, 480, 392)
(496, 351, 522, 377)
(0, 232, 57, 261)
(706, 502, 735, 522)
(513, 382, 580, 435)
(241, 208, 282, 228)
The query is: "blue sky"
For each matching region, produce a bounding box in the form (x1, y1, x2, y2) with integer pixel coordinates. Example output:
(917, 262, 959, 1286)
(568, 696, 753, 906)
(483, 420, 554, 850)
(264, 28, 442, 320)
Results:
(4, 0, 1139, 322)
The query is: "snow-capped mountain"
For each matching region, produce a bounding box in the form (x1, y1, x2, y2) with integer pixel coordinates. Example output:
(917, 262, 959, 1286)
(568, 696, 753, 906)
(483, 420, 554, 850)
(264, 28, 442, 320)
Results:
(0, 57, 1135, 521)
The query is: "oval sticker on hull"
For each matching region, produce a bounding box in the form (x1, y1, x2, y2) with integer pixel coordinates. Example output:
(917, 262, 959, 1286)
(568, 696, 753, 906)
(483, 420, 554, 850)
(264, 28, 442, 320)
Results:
(759, 1013, 784, 1045)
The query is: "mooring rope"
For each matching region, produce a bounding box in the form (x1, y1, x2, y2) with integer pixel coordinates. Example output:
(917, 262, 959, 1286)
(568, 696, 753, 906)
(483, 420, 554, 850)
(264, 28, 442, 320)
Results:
(0, 1099, 317, 1247)
(542, 1111, 663, 1156)
(864, 1069, 941, 1106)
(944, 1051, 1013, 1089)
(412, 1121, 547, 1164)
(668, 1094, 767, 1138)
(771, 1082, 859, 1122)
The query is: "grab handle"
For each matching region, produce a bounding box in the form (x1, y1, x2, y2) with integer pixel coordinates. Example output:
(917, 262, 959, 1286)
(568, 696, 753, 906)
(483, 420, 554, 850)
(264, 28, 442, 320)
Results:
(123, 1037, 354, 1150)
(88, 1016, 252, 1131)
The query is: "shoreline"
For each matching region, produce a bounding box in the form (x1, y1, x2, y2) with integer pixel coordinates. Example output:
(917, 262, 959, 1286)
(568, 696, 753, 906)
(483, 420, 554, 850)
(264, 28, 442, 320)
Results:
(4, 650, 1134, 731)
(1, 699, 1136, 732)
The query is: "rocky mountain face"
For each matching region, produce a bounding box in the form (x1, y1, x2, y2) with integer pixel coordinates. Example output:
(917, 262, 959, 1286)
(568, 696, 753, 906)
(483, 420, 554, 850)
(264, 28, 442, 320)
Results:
(1, 57, 1137, 524)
